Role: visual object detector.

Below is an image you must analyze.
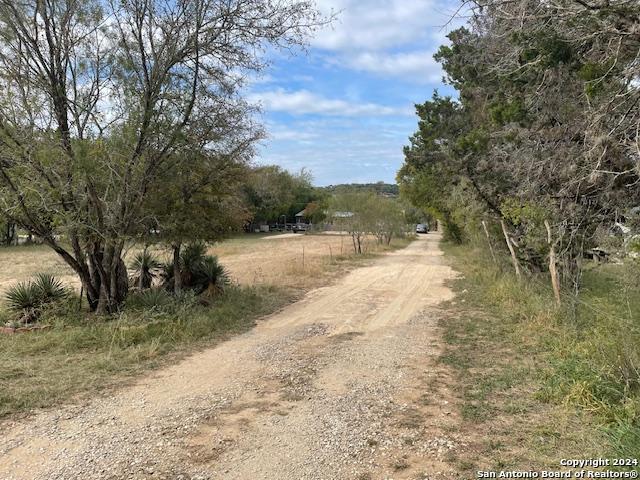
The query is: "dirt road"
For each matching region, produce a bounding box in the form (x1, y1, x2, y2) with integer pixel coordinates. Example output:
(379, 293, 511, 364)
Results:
(0, 234, 461, 480)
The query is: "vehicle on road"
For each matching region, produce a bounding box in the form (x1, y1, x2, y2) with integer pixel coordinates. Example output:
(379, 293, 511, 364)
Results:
(293, 223, 310, 233)
(416, 223, 429, 234)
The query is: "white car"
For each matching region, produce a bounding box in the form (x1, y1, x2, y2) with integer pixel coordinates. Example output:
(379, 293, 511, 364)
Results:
(416, 223, 429, 234)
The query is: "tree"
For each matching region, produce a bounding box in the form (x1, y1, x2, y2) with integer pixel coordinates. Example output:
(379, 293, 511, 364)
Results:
(398, 1, 640, 296)
(243, 166, 319, 225)
(0, 214, 16, 245)
(371, 198, 406, 246)
(330, 193, 406, 253)
(146, 148, 252, 294)
(0, 0, 324, 313)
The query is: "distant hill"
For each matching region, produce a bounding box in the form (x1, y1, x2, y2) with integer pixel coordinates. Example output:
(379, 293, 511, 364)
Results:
(320, 182, 399, 197)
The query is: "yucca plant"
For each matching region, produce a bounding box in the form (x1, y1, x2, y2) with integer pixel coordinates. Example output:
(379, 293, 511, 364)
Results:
(126, 288, 174, 311)
(4, 274, 68, 324)
(180, 242, 207, 285)
(33, 273, 68, 303)
(194, 255, 230, 297)
(130, 249, 162, 289)
(5, 282, 40, 312)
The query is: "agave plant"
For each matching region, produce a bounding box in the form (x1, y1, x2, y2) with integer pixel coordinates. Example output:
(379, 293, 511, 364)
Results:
(5, 282, 40, 313)
(194, 255, 230, 297)
(33, 273, 68, 303)
(130, 249, 162, 289)
(4, 273, 68, 324)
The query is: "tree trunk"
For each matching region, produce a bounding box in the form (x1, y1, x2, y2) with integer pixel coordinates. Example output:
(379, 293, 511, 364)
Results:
(93, 248, 128, 315)
(544, 220, 561, 306)
(500, 219, 521, 279)
(173, 242, 182, 294)
(138, 246, 147, 290)
(3, 221, 16, 245)
(482, 220, 497, 265)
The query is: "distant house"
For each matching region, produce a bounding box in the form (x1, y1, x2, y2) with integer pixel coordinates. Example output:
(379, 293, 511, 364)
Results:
(295, 209, 308, 224)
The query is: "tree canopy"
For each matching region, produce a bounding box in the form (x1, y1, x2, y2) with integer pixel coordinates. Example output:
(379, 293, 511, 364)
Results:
(398, 0, 640, 293)
(0, 0, 324, 312)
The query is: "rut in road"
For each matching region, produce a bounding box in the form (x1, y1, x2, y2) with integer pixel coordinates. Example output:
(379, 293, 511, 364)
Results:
(0, 234, 461, 480)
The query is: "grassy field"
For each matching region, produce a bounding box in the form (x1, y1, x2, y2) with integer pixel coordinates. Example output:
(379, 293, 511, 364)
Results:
(441, 242, 640, 470)
(0, 233, 407, 295)
(0, 233, 411, 418)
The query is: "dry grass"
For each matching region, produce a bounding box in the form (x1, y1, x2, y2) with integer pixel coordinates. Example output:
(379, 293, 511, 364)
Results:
(209, 233, 408, 290)
(0, 244, 78, 295)
(0, 233, 411, 298)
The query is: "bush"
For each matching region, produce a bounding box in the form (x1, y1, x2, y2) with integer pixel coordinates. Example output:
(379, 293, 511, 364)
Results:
(5, 282, 40, 314)
(161, 242, 230, 297)
(194, 255, 230, 296)
(33, 273, 68, 303)
(4, 273, 69, 324)
(130, 249, 162, 290)
(126, 288, 175, 311)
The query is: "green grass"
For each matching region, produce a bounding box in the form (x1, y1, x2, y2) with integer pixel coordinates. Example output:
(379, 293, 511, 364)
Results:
(0, 285, 292, 417)
(441, 242, 640, 467)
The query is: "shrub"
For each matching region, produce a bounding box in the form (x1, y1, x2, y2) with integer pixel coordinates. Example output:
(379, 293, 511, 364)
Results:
(193, 255, 230, 297)
(130, 249, 162, 289)
(126, 288, 175, 311)
(161, 243, 231, 298)
(5, 282, 40, 312)
(4, 273, 68, 324)
(33, 273, 68, 303)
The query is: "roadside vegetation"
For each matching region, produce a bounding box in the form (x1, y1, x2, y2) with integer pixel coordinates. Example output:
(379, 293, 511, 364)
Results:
(396, 0, 640, 465)
(440, 242, 640, 466)
(0, 284, 289, 418)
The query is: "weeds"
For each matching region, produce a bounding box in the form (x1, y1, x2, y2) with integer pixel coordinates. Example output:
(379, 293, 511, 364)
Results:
(0, 285, 291, 417)
(443, 242, 640, 461)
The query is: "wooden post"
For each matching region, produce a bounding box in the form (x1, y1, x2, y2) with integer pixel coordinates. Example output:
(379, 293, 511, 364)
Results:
(545, 220, 561, 305)
(500, 219, 521, 278)
(482, 220, 497, 265)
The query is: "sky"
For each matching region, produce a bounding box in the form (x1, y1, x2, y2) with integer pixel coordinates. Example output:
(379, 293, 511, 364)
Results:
(248, 0, 466, 186)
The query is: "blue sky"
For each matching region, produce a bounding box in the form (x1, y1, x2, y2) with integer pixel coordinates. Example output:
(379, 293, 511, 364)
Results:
(248, 0, 465, 186)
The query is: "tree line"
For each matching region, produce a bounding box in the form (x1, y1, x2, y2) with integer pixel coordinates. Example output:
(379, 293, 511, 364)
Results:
(398, 0, 640, 301)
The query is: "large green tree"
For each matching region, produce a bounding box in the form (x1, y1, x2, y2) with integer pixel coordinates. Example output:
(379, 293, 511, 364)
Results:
(0, 0, 323, 313)
(399, 0, 640, 294)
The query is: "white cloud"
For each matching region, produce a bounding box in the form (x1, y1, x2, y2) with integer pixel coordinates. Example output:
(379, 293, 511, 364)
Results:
(342, 50, 443, 82)
(267, 123, 319, 141)
(313, 0, 448, 51)
(305, 0, 467, 83)
(255, 117, 417, 185)
(249, 89, 411, 117)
